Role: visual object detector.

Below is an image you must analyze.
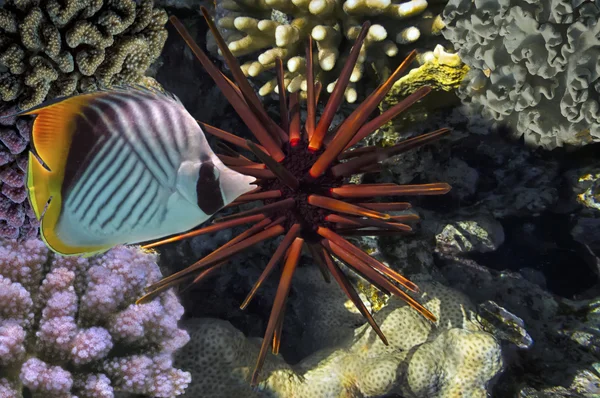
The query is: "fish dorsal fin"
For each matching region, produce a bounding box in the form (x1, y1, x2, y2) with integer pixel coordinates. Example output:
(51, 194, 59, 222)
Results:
(21, 92, 104, 174)
(96, 83, 183, 105)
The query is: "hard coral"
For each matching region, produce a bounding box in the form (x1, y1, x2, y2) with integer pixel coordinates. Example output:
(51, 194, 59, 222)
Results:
(443, 0, 600, 149)
(0, 0, 168, 109)
(176, 279, 503, 397)
(0, 239, 191, 398)
(209, 0, 445, 102)
(0, 104, 37, 240)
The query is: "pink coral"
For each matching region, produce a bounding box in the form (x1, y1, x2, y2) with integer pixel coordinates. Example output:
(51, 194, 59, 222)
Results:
(0, 239, 191, 397)
(0, 103, 37, 240)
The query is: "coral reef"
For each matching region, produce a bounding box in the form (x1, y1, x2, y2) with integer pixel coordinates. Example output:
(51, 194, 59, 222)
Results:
(209, 0, 446, 102)
(0, 239, 191, 397)
(176, 277, 503, 397)
(442, 257, 600, 397)
(0, 0, 168, 110)
(442, 0, 600, 149)
(0, 104, 37, 240)
(0, 0, 169, 240)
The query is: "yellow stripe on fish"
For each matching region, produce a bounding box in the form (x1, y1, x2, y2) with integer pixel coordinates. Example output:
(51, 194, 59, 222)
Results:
(18, 86, 256, 256)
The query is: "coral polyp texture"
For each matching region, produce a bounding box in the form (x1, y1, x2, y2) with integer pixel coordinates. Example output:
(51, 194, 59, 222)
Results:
(0, 0, 168, 110)
(138, 8, 452, 386)
(443, 0, 600, 149)
(0, 239, 191, 398)
(209, 0, 445, 102)
(177, 280, 503, 397)
(0, 104, 37, 240)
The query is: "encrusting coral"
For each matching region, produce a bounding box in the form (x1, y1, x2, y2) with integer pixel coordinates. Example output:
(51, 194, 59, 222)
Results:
(176, 278, 503, 397)
(443, 0, 600, 149)
(209, 0, 446, 102)
(0, 239, 191, 397)
(387, 44, 467, 97)
(0, 0, 168, 109)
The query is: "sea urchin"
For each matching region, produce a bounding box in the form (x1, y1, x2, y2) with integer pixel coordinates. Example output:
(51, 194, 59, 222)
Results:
(137, 7, 452, 386)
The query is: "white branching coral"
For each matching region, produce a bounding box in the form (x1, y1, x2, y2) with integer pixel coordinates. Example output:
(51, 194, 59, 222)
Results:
(443, 0, 600, 149)
(209, 0, 445, 102)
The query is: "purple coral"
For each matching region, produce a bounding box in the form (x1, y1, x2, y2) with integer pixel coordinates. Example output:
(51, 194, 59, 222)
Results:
(0, 103, 38, 240)
(0, 239, 191, 397)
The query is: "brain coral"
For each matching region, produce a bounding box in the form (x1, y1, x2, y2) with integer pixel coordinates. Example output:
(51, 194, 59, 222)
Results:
(0, 239, 191, 397)
(442, 0, 600, 149)
(210, 0, 445, 102)
(177, 278, 503, 397)
(0, 0, 168, 109)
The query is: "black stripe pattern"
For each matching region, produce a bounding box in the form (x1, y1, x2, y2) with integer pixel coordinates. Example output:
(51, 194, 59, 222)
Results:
(60, 88, 211, 236)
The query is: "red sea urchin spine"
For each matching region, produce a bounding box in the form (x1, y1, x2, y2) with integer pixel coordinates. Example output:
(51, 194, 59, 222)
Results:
(137, 8, 453, 386)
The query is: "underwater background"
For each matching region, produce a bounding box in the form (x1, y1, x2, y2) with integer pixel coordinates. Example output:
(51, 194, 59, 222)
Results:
(0, 0, 599, 397)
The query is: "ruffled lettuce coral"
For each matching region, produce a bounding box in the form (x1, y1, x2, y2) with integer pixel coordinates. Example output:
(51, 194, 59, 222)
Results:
(443, 0, 600, 149)
(209, 0, 446, 102)
(0, 239, 191, 397)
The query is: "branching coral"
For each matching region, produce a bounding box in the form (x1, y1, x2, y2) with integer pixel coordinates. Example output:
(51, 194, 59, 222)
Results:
(176, 279, 503, 397)
(0, 239, 191, 397)
(0, 0, 168, 109)
(443, 0, 600, 149)
(209, 0, 446, 102)
(0, 104, 37, 240)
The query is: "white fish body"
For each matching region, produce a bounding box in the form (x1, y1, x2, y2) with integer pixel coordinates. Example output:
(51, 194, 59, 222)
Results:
(21, 87, 255, 256)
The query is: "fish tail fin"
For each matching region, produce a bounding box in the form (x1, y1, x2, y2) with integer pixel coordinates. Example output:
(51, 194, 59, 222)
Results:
(26, 151, 69, 255)
(26, 151, 53, 220)
(27, 151, 68, 255)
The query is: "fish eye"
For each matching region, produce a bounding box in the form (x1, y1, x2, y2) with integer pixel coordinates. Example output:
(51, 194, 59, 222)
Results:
(198, 161, 219, 183)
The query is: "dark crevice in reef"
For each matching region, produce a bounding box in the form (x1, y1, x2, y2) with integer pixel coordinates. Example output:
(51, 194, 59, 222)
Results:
(468, 213, 597, 298)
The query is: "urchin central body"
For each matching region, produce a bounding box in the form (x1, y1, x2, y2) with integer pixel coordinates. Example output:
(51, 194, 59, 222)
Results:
(261, 141, 344, 240)
(140, 9, 452, 387)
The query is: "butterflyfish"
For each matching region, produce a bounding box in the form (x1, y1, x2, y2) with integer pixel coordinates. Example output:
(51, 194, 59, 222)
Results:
(16, 86, 256, 256)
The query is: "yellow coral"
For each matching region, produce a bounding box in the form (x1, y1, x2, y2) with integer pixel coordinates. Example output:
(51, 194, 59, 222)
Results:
(177, 280, 503, 397)
(209, 0, 445, 102)
(391, 44, 468, 96)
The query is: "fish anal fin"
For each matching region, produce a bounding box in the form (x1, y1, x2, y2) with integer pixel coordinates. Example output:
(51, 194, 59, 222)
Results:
(39, 196, 112, 257)
(32, 170, 110, 257)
